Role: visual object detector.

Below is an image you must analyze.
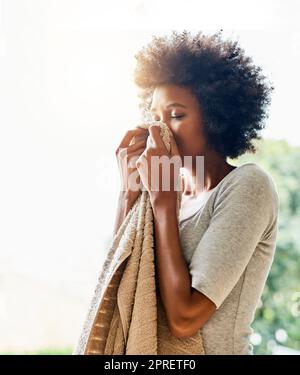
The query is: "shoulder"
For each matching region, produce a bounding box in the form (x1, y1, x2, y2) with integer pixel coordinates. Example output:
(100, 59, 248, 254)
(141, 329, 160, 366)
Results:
(218, 162, 279, 204)
(213, 163, 279, 228)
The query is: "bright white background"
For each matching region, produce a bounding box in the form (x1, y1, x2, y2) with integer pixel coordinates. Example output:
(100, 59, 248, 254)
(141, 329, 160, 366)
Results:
(0, 0, 299, 352)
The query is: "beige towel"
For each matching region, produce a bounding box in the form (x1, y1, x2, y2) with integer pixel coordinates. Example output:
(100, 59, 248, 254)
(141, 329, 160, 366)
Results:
(73, 121, 205, 355)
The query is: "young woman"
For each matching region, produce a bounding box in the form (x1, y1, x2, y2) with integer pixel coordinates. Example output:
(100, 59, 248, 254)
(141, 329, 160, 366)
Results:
(114, 30, 279, 355)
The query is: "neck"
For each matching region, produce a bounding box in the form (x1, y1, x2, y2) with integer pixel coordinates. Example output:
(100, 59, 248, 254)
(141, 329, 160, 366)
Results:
(181, 152, 235, 196)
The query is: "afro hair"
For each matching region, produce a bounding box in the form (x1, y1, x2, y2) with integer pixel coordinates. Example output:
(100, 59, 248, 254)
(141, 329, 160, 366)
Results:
(133, 30, 274, 159)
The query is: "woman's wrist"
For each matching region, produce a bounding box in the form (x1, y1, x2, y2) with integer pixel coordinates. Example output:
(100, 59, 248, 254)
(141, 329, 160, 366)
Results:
(120, 189, 142, 215)
(120, 189, 141, 203)
(150, 192, 177, 214)
(120, 189, 178, 218)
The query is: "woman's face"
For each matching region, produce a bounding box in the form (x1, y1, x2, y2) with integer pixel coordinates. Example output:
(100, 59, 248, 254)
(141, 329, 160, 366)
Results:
(149, 83, 209, 158)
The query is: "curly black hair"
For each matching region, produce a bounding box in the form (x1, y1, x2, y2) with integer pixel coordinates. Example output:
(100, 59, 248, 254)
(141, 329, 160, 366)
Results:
(133, 30, 274, 159)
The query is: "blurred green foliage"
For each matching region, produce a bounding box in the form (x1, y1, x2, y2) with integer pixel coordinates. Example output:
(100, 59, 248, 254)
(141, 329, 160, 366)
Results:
(230, 138, 300, 354)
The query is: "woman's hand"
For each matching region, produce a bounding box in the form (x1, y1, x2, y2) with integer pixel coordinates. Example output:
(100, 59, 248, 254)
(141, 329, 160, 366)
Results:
(135, 124, 182, 208)
(115, 126, 149, 204)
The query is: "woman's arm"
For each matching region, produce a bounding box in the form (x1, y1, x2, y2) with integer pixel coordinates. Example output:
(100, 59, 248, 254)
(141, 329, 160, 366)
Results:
(113, 126, 149, 236)
(152, 197, 216, 338)
(134, 125, 216, 338)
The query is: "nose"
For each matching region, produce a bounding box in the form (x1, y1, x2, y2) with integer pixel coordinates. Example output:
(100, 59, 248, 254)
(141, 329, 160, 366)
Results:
(147, 119, 173, 136)
(147, 120, 179, 145)
(152, 118, 173, 132)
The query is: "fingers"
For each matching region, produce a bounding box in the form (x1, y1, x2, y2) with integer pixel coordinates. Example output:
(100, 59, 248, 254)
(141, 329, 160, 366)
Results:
(127, 146, 146, 159)
(117, 139, 146, 158)
(168, 130, 180, 157)
(124, 144, 147, 168)
(148, 125, 179, 157)
(130, 126, 149, 145)
(148, 125, 167, 151)
(130, 133, 148, 146)
(119, 141, 146, 168)
(127, 139, 147, 152)
(116, 127, 148, 155)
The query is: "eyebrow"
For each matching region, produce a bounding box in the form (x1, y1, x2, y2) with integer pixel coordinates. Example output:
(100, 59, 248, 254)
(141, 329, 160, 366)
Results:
(150, 102, 187, 112)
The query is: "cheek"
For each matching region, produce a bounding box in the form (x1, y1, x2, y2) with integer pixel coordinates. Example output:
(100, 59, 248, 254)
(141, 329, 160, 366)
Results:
(174, 121, 208, 155)
(176, 120, 204, 143)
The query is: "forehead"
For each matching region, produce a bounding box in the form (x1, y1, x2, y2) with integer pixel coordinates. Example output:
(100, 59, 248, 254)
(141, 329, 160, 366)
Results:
(150, 84, 196, 110)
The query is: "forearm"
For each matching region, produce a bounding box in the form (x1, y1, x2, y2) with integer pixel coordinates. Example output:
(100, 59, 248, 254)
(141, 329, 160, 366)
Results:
(152, 198, 193, 333)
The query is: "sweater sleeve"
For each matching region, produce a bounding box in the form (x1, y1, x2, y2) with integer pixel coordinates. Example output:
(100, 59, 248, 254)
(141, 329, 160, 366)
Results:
(188, 167, 279, 309)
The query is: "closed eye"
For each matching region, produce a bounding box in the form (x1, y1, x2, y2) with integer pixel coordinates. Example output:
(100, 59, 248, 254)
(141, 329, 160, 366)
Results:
(151, 114, 185, 121)
(171, 115, 185, 120)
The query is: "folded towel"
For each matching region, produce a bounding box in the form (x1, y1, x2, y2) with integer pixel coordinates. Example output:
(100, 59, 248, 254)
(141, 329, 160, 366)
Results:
(73, 121, 205, 355)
